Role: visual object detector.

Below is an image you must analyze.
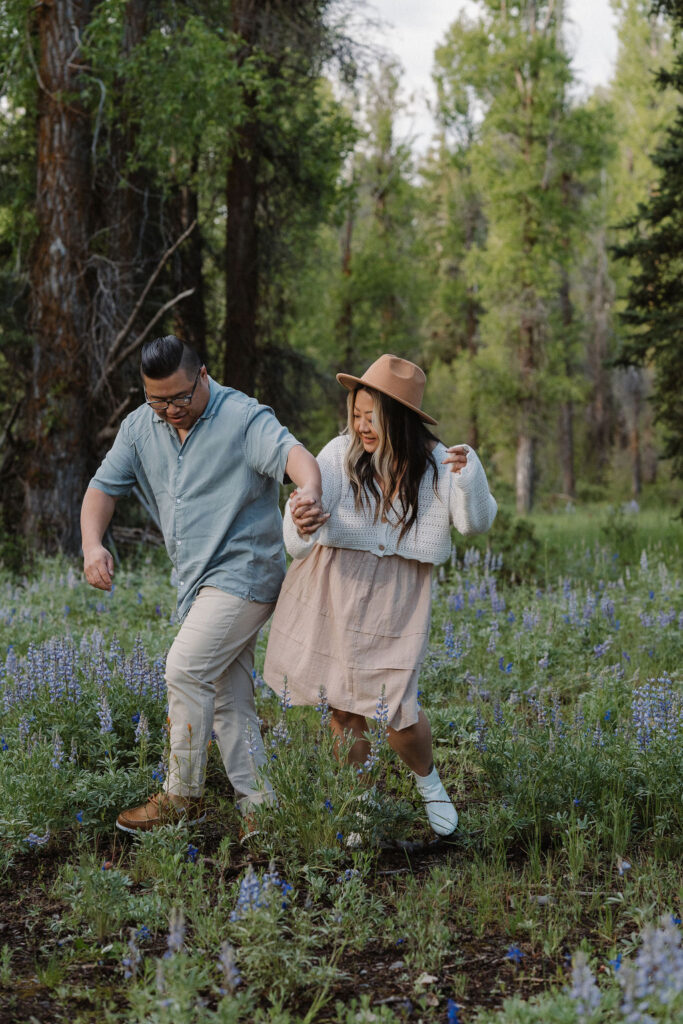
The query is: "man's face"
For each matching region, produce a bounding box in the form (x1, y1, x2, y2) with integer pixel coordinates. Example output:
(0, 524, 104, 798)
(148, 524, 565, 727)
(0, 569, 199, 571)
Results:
(142, 365, 209, 430)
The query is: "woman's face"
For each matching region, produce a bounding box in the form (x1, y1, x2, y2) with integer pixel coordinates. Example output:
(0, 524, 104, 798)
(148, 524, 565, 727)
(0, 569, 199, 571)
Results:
(352, 389, 379, 453)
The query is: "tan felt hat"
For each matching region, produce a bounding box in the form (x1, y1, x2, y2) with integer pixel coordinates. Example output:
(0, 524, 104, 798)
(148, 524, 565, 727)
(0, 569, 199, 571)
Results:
(336, 353, 438, 425)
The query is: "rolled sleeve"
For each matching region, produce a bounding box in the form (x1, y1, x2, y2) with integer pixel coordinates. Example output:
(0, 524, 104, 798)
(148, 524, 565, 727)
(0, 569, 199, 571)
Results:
(243, 404, 300, 482)
(89, 421, 138, 497)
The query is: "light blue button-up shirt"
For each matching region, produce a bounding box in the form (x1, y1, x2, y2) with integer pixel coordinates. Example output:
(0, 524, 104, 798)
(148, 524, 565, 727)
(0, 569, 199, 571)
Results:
(89, 377, 300, 619)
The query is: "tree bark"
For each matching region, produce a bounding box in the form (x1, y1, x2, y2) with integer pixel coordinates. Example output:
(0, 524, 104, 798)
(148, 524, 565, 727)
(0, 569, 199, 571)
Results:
(335, 195, 355, 425)
(24, 0, 96, 553)
(516, 311, 536, 515)
(223, 117, 260, 395)
(223, 0, 260, 395)
(630, 390, 642, 498)
(558, 268, 576, 497)
(516, 427, 534, 515)
(171, 154, 208, 364)
(559, 400, 575, 497)
(585, 229, 614, 483)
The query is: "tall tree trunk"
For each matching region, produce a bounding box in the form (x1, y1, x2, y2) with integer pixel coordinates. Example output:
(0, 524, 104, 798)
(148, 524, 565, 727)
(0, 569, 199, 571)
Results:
(335, 194, 355, 425)
(586, 229, 614, 483)
(516, 311, 536, 515)
(630, 388, 642, 498)
(224, 120, 260, 395)
(558, 269, 576, 497)
(559, 401, 575, 497)
(24, 0, 95, 553)
(516, 425, 534, 515)
(466, 294, 479, 450)
(90, 0, 155, 409)
(171, 154, 207, 364)
(223, 0, 260, 394)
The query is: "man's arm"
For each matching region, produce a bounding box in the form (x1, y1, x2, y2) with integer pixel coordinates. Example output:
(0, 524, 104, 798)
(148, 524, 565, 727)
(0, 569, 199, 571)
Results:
(81, 487, 118, 591)
(285, 445, 328, 535)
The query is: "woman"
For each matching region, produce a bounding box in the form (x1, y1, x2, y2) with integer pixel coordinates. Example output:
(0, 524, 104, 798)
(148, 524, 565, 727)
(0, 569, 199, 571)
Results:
(264, 354, 497, 836)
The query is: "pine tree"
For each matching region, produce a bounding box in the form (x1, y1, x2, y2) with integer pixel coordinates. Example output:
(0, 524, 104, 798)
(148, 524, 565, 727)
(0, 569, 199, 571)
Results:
(614, 0, 683, 486)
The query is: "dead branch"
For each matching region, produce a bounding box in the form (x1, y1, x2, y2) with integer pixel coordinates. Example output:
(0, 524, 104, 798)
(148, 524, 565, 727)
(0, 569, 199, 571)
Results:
(111, 524, 164, 547)
(103, 218, 197, 370)
(0, 400, 22, 456)
(95, 389, 138, 446)
(108, 287, 196, 375)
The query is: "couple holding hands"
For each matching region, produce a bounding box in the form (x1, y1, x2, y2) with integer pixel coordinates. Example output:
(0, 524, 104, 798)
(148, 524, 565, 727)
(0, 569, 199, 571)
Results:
(81, 336, 497, 840)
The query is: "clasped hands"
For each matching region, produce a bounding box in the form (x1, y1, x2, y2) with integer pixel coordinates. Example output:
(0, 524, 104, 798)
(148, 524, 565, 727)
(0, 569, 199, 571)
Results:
(290, 488, 329, 538)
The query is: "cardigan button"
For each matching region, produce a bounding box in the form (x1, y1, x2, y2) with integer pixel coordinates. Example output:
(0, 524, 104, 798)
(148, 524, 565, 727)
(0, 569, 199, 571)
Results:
(378, 544, 385, 551)
(381, 514, 388, 523)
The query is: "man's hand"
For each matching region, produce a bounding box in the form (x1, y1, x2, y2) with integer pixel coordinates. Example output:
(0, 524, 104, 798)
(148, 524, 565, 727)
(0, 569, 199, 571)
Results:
(290, 488, 329, 537)
(442, 445, 469, 474)
(83, 544, 115, 591)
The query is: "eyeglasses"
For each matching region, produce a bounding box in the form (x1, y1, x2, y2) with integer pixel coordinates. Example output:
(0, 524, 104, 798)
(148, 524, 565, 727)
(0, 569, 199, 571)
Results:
(145, 367, 202, 411)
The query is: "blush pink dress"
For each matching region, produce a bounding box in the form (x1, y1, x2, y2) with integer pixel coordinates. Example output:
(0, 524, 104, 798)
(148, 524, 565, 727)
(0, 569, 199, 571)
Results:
(263, 544, 432, 730)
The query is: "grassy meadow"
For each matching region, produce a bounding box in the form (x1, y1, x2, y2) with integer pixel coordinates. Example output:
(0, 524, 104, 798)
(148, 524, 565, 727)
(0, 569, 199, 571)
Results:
(0, 503, 681, 1024)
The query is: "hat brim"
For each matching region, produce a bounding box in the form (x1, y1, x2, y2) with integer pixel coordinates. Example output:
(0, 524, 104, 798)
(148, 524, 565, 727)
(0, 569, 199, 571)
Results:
(336, 372, 438, 426)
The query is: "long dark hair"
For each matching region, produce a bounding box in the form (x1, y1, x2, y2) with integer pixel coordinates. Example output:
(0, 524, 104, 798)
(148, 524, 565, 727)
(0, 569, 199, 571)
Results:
(344, 387, 440, 541)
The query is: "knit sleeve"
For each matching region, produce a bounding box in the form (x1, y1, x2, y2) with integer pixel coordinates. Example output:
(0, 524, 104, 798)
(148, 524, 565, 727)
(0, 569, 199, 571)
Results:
(447, 445, 497, 536)
(282, 436, 346, 560)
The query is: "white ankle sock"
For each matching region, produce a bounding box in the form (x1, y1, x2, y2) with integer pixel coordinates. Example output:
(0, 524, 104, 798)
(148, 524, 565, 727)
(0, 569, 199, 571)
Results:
(413, 766, 458, 836)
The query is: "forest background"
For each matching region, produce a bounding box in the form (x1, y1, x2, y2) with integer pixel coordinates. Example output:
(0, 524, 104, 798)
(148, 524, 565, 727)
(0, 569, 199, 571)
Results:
(1, 0, 682, 563)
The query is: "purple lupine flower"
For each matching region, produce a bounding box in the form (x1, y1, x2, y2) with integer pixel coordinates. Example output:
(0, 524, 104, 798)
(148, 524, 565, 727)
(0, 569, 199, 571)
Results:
(97, 692, 113, 734)
(217, 942, 242, 994)
(134, 712, 149, 744)
(230, 864, 273, 921)
(474, 707, 488, 752)
(278, 679, 292, 711)
(122, 928, 141, 979)
(568, 950, 601, 1018)
(618, 915, 683, 1018)
(164, 908, 185, 957)
(593, 636, 613, 658)
(315, 686, 331, 726)
(26, 828, 50, 847)
(51, 732, 64, 770)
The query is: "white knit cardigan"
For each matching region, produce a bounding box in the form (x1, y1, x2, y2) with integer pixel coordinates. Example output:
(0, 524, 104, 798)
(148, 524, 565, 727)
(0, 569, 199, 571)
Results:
(283, 434, 497, 564)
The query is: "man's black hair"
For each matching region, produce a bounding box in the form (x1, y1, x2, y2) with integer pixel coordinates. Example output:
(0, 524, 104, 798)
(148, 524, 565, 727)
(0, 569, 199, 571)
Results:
(141, 336, 202, 379)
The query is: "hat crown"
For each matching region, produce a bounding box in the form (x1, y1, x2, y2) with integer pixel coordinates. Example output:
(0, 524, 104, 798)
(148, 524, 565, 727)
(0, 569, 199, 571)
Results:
(336, 352, 437, 424)
(362, 354, 426, 408)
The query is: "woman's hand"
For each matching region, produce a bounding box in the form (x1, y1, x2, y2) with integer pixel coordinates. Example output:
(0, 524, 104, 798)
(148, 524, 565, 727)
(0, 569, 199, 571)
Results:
(290, 489, 329, 537)
(442, 445, 469, 474)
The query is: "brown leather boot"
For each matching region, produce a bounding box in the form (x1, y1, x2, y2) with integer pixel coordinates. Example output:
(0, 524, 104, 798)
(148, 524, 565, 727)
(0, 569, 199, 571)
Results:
(116, 792, 206, 833)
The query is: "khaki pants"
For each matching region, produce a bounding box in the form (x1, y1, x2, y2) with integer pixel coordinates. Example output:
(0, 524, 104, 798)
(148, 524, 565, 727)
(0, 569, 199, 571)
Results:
(164, 586, 274, 808)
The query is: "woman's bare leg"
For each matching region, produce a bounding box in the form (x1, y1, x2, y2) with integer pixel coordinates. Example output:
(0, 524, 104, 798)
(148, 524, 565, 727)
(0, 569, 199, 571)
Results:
(330, 708, 370, 766)
(387, 710, 434, 776)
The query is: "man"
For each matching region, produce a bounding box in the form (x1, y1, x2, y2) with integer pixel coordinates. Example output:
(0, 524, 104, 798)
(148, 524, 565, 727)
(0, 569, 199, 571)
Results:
(81, 335, 325, 833)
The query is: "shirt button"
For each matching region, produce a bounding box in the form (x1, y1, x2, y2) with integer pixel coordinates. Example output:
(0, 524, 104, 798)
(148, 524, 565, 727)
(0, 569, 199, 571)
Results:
(176, 498, 180, 504)
(180, 581, 185, 586)
(177, 540, 182, 546)
(378, 544, 385, 551)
